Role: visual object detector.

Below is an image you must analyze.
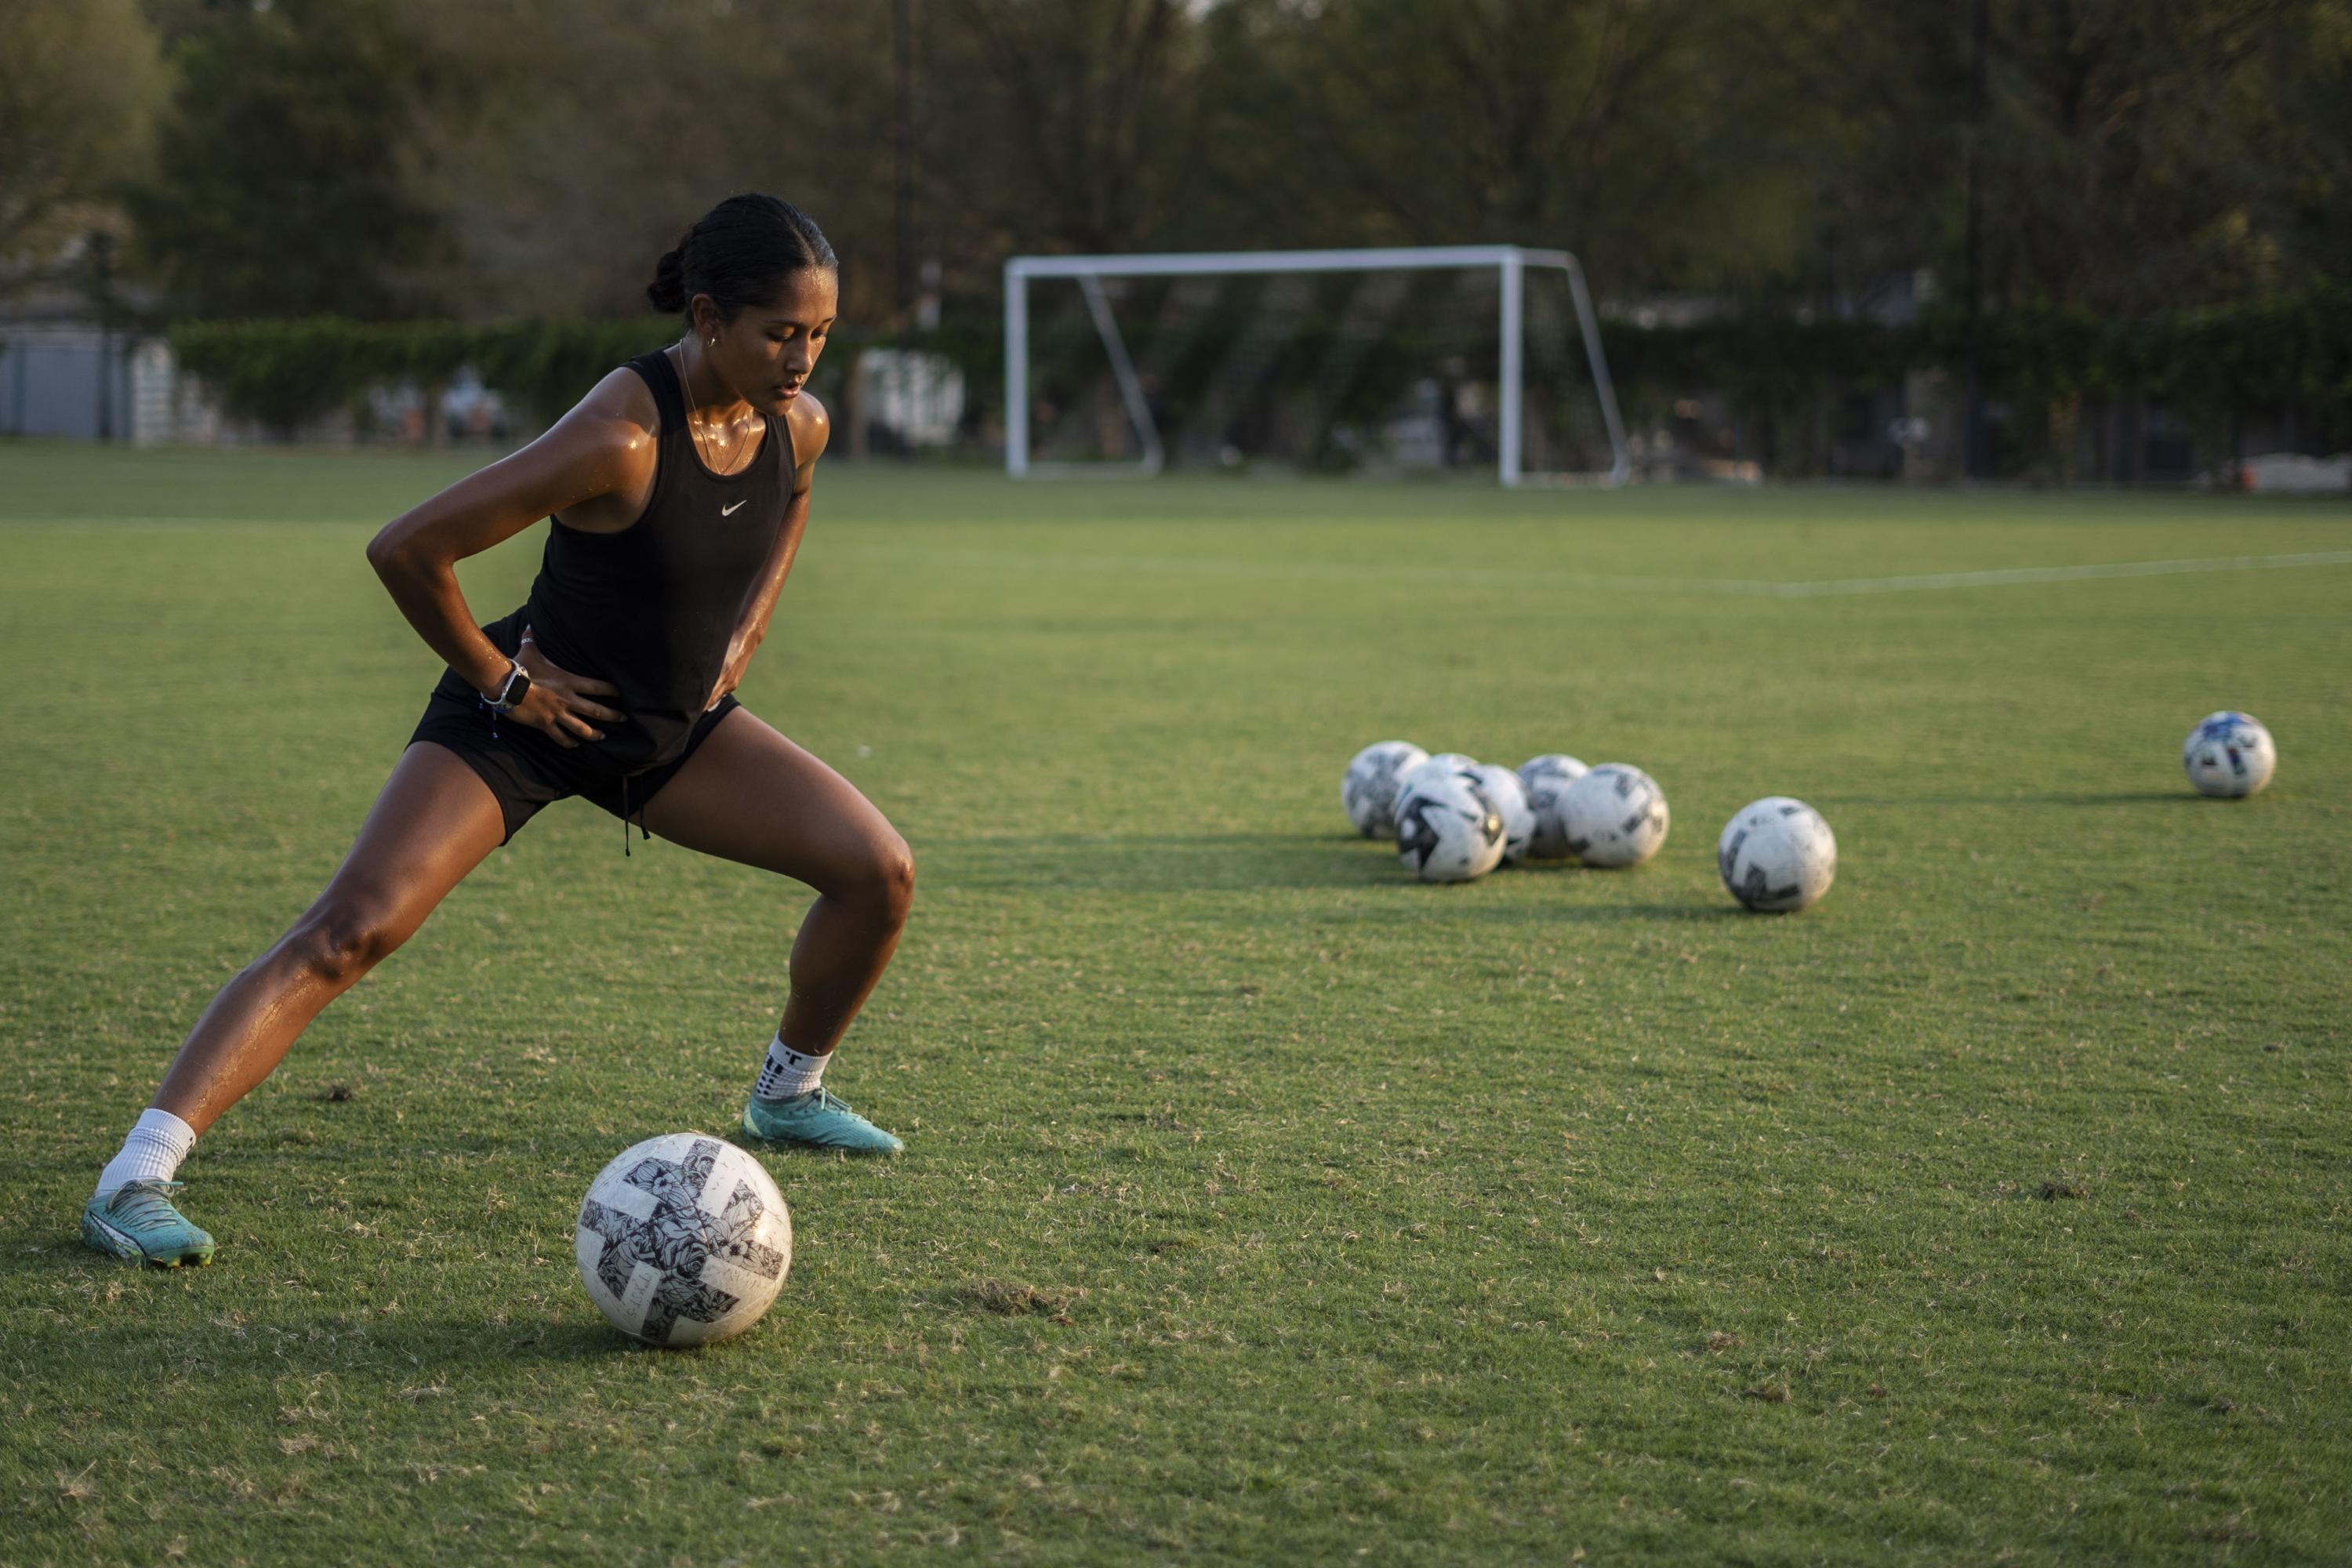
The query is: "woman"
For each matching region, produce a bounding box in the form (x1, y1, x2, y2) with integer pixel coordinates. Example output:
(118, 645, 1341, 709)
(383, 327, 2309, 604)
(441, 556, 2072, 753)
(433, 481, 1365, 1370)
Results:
(83, 194, 911, 1269)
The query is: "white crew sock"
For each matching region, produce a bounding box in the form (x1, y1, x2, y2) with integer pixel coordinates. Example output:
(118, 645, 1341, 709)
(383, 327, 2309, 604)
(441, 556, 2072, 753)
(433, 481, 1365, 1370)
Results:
(95, 1108, 198, 1200)
(753, 1033, 831, 1101)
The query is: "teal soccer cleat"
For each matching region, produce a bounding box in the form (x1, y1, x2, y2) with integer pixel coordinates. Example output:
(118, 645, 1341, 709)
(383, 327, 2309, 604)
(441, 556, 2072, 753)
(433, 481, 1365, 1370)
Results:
(82, 1181, 216, 1268)
(742, 1087, 904, 1156)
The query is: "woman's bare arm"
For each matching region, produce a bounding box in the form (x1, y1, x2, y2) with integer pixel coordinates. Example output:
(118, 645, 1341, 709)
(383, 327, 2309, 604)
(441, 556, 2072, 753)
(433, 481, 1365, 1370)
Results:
(366, 370, 658, 696)
(709, 393, 831, 708)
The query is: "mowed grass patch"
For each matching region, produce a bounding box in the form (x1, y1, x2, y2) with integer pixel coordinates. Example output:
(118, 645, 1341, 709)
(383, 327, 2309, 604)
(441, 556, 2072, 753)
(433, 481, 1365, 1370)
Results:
(2, 441, 2349, 1564)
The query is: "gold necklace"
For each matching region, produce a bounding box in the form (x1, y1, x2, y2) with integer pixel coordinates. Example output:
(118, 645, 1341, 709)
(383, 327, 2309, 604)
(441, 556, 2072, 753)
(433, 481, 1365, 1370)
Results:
(676, 339, 741, 475)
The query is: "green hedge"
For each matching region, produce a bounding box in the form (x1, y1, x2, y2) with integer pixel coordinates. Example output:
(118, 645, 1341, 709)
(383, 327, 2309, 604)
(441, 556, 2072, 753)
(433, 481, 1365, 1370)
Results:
(169, 317, 680, 430)
(169, 289, 2352, 455)
(1600, 290, 2352, 445)
(1595, 289, 2352, 406)
(166, 316, 1003, 433)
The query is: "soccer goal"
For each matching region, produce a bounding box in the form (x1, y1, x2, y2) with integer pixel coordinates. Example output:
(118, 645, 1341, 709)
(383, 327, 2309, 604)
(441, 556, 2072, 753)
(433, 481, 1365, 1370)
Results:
(1003, 245, 1630, 487)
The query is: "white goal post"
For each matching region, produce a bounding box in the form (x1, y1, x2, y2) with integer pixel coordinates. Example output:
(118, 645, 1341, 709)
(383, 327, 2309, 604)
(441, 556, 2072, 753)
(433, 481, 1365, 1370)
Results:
(1003, 245, 1632, 487)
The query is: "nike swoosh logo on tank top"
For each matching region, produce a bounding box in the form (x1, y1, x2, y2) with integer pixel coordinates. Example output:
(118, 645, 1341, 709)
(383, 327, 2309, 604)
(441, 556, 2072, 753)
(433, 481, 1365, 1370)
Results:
(510, 349, 789, 772)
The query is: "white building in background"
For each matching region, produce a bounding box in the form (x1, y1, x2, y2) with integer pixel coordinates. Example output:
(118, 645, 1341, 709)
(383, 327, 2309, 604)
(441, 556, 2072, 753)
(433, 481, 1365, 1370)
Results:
(851, 346, 966, 452)
(126, 339, 213, 445)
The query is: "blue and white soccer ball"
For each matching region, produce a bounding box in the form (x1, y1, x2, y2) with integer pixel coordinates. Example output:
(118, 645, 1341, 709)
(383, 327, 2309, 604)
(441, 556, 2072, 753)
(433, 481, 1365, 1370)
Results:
(1471, 763, 1537, 866)
(1558, 764, 1670, 868)
(1517, 753, 1589, 859)
(1395, 766, 1507, 883)
(1341, 741, 1429, 837)
(577, 1133, 793, 1347)
(2182, 711, 2275, 798)
(1718, 797, 1837, 912)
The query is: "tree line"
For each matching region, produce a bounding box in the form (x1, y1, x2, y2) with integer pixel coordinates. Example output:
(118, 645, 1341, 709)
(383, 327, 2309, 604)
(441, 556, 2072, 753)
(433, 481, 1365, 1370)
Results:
(5, 0, 2347, 328)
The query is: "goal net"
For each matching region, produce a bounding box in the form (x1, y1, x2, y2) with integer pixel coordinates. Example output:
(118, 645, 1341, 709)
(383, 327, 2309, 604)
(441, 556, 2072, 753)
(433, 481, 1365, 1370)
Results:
(1003, 245, 1629, 486)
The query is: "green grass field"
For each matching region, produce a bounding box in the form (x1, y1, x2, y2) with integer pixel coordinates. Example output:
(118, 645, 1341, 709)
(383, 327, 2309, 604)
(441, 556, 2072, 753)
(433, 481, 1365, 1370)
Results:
(3, 441, 2348, 1565)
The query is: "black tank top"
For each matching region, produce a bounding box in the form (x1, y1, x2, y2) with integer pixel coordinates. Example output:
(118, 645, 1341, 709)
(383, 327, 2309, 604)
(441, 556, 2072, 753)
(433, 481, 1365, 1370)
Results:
(518, 350, 792, 771)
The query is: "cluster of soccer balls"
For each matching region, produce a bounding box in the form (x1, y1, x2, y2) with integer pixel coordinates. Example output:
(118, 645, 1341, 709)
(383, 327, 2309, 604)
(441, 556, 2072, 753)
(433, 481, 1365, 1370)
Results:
(1342, 744, 1838, 913)
(1342, 710, 2276, 916)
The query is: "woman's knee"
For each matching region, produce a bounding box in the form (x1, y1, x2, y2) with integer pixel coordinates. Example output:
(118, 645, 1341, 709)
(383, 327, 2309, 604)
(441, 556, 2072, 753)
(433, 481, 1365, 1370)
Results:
(851, 833, 916, 924)
(281, 895, 408, 988)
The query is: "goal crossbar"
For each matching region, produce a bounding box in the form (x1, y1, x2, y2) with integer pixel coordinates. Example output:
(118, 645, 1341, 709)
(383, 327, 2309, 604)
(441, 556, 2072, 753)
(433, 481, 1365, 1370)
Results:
(1004, 245, 1631, 486)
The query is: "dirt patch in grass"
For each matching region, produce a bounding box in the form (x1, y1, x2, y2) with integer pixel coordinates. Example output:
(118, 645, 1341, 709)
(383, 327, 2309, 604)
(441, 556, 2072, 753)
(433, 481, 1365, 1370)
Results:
(958, 1279, 1083, 1320)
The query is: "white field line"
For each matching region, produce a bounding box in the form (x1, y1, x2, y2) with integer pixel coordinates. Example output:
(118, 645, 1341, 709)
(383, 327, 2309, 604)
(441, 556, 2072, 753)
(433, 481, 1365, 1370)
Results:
(1726, 548, 2352, 597)
(841, 544, 2352, 598)
(16, 520, 2352, 597)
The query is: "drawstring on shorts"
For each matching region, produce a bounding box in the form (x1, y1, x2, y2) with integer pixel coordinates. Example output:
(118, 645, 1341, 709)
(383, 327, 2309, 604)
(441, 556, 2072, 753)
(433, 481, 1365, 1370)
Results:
(619, 775, 648, 857)
(481, 695, 649, 858)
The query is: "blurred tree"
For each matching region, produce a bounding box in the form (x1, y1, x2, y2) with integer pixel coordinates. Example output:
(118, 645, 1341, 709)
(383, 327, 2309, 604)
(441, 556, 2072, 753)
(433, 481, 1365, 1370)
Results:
(0, 0, 165, 281)
(124, 0, 456, 318)
(934, 0, 1190, 254)
(1735, 0, 2352, 314)
(1980, 0, 2302, 313)
(2260, 2, 2352, 285)
(402, 0, 901, 321)
(103, 0, 2350, 327)
(1707, 0, 1971, 308)
(1181, 0, 1807, 292)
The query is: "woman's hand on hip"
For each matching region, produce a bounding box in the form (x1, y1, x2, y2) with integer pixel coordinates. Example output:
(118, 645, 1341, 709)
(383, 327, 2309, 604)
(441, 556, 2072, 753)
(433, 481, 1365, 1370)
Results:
(509, 626, 626, 748)
(704, 635, 755, 713)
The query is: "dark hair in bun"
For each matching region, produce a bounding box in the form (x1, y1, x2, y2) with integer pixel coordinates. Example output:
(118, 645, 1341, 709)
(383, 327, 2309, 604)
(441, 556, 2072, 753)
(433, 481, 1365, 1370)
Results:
(647, 194, 837, 318)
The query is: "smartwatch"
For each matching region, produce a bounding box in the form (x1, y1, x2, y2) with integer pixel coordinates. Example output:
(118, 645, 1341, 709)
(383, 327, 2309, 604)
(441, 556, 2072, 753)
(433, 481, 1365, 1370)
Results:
(486, 658, 531, 713)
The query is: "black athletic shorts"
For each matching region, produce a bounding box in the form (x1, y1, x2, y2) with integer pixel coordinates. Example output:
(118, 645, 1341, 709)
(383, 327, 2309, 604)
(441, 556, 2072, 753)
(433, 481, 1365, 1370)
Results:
(408, 688, 742, 845)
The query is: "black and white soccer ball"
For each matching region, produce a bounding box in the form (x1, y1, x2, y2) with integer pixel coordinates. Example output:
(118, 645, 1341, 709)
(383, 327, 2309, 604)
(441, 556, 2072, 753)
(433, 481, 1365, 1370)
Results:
(1395, 767, 1507, 883)
(1471, 763, 1537, 866)
(1517, 753, 1589, 859)
(1559, 764, 1670, 868)
(1518, 753, 1588, 793)
(1398, 752, 1478, 799)
(2182, 711, 2275, 798)
(1717, 797, 1837, 912)
(576, 1133, 793, 1347)
(1341, 740, 1429, 837)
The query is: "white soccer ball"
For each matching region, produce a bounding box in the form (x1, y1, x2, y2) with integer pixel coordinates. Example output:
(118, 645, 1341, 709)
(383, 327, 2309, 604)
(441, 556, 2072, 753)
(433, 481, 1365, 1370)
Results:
(1395, 767, 1507, 883)
(1399, 752, 1478, 798)
(1518, 753, 1590, 859)
(1471, 763, 1537, 865)
(1718, 797, 1837, 912)
(1518, 753, 1588, 793)
(1341, 740, 1429, 837)
(2182, 711, 2275, 798)
(1559, 764, 1670, 868)
(576, 1133, 793, 1347)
